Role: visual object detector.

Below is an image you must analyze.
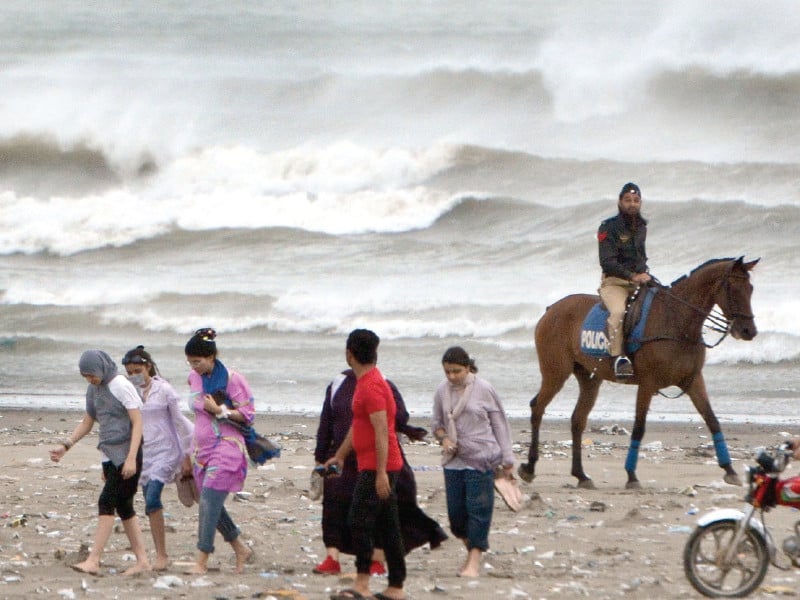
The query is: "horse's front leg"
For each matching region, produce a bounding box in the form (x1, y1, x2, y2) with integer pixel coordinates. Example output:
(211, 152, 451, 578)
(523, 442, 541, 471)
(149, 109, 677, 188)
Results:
(518, 394, 542, 483)
(685, 373, 741, 486)
(570, 375, 601, 488)
(624, 387, 655, 489)
(570, 419, 594, 489)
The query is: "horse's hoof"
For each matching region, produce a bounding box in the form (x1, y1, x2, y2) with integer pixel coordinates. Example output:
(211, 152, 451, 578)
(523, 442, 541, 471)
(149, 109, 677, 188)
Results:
(577, 478, 596, 490)
(625, 480, 642, 490)
(724, 473, 743, 487)
(517, 464, 534, 483)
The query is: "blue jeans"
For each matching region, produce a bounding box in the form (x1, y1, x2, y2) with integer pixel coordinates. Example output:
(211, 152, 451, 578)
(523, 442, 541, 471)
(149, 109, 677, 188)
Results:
(444, 468, 495, 551)
(197, 487, 240, 553)
(142, 479, 165, 515)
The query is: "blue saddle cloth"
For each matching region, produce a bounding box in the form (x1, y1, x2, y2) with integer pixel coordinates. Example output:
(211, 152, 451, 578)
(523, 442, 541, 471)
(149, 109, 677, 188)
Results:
(580, 287, 656, 357)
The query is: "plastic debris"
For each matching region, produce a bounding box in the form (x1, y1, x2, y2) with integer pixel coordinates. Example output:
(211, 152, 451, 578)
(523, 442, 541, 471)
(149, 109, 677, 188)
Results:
(8, 514, 27, 527)
(153, 575, 185, 589)
(668, 525, 692, 534)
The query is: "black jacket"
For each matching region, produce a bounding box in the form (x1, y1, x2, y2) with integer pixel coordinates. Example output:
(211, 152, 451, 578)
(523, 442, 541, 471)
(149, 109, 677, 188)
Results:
(597, 212, 648, 280)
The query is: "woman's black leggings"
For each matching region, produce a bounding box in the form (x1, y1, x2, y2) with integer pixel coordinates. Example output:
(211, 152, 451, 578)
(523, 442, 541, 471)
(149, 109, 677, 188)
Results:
(98, 445, 143, 521)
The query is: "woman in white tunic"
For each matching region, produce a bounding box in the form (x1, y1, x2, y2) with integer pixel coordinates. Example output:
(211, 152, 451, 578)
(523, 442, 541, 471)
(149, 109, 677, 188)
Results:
(122, 345, 194, 571)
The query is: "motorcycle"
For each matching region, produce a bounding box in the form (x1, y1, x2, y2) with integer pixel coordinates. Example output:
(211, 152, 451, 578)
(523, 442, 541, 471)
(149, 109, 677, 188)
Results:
(683, 442, 800, 597)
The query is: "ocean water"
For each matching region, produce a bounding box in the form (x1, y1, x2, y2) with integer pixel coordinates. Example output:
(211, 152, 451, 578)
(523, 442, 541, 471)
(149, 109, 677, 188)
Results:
(2, 2, 800, 426)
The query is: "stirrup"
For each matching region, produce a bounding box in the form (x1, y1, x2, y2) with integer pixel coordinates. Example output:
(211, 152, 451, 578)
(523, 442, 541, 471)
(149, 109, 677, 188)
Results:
(614, 355, 634, 378)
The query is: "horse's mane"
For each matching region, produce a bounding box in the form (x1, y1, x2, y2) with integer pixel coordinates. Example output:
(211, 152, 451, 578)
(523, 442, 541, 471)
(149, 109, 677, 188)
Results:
(669, 257, 737, 288)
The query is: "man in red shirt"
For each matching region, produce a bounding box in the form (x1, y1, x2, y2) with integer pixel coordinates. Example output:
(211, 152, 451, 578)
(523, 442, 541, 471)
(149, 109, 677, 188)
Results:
(326, 329, 406, 600)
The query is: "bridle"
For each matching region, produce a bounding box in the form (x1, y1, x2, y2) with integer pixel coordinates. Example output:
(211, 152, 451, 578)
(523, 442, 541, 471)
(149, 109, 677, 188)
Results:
(631, 259, 753, 399)
(640, 259, 752, 350)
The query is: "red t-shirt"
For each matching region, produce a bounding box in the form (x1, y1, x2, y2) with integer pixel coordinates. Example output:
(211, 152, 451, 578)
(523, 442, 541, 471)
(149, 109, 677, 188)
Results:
(351, 367, 403, 472)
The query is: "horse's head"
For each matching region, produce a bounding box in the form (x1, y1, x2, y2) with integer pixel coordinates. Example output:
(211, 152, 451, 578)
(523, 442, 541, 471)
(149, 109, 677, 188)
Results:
(717, 257, 759, 340)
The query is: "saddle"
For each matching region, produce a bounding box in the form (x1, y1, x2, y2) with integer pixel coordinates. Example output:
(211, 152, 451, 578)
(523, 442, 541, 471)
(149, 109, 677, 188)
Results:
(580, 287, 656, 357)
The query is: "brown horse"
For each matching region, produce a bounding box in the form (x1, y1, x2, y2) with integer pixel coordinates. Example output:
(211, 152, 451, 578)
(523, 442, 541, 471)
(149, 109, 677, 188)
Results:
(518, 257, 759, 489)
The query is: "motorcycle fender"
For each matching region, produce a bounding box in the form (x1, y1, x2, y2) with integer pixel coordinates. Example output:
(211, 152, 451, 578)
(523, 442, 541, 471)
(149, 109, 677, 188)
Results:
(697, 508, 748, 527)
(696, 508, 774, 554)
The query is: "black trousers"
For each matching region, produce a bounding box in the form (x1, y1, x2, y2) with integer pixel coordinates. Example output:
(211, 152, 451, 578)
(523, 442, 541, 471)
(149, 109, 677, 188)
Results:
(349, 470, 405, 589)
(98, 445, 143, 520)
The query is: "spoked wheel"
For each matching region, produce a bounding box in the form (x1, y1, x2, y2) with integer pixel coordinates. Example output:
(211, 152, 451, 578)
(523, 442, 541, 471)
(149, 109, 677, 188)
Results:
(683, 519, 770, 597)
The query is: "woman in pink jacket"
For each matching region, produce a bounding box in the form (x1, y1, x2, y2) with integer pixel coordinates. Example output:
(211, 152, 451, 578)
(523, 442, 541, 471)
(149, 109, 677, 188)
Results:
(184, 328, 254, 575)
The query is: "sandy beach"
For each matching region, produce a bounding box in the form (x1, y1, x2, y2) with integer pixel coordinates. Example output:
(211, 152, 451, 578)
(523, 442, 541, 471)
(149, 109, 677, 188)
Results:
(1, 409, 799, 600)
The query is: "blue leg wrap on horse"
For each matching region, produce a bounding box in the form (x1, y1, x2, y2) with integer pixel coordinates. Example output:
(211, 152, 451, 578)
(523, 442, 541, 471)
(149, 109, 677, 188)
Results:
(713, 431, 731, 466)
(625, 439, 641, 473)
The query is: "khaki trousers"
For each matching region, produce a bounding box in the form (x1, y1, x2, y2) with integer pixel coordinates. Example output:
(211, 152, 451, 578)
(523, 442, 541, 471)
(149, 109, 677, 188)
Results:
(598, 276, 635, 357)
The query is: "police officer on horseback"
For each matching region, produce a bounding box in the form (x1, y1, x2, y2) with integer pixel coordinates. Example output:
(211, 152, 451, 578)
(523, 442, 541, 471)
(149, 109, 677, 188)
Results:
(597, 182, 651, 378)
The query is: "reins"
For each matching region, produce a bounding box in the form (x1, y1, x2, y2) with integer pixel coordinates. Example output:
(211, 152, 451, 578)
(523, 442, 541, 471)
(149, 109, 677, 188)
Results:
(635, 260, 749, 399)
(643, 284, 731, 349)
(637, 259, 745, 349)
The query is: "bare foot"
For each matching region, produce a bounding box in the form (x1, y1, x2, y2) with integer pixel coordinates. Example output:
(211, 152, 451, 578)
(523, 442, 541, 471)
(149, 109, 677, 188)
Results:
(459, 558, 480, 577)
(153, 556, 169, 571)
(234, 546, 253, 574)
(459, 549, 482, 577)
(71, 560, 100, 575)
(122, 562, 151, 576)
(184, 564, 208, 575)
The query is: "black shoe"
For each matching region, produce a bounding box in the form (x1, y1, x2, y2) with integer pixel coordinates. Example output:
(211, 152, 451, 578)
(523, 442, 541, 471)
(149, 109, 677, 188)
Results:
(614, 356, 634, 378)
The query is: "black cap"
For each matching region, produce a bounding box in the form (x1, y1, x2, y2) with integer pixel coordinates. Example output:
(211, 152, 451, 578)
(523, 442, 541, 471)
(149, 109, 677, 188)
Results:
(619, 182, 641, 199)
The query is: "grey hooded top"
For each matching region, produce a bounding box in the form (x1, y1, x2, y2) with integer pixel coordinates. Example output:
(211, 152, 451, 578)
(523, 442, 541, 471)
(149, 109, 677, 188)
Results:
(79, 350, 137, 466)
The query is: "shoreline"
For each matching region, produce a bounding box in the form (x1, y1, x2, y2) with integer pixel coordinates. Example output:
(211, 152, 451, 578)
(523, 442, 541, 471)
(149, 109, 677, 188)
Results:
(4, 405, 800, 430)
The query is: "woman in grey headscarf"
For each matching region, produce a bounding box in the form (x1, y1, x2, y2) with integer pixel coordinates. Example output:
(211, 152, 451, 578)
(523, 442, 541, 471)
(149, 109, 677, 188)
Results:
(49, 350, 151, 576)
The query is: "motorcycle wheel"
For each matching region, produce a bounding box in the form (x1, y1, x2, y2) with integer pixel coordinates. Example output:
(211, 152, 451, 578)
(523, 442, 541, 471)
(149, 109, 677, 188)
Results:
(683, 519, 770, 598)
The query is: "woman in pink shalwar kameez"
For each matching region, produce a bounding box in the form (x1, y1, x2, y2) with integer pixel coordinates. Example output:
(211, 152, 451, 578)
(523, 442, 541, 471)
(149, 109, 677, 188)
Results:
(183, 328, 255, 575)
